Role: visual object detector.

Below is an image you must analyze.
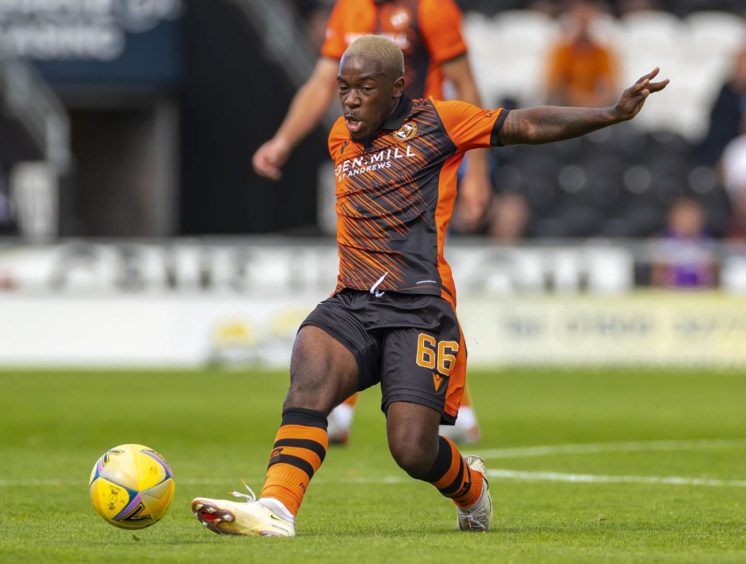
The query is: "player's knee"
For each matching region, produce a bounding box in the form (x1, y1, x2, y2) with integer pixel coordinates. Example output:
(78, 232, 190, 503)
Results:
(284, 326, 357, 413)
(283, 392, 330, 414)
(284, 342, 336, 412)
(388, 434, 436, 479)
(284, 370, 335, 414)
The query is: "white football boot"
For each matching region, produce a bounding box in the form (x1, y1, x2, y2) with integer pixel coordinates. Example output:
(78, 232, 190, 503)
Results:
(456, 455, 493, 532)
(192, 483, 295, 537)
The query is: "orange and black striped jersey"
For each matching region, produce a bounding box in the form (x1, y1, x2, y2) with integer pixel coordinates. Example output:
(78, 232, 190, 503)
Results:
(328, 97, 508, 306)
(321, 0, 468, 100)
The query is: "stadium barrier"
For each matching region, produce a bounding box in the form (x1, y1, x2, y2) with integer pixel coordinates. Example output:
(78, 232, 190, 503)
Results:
(1, 239, 746, 367)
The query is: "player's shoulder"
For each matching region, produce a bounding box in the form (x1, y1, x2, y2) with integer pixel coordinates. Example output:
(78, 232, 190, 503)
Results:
(429, 98, 478, 117)
(428, 97, 505, 145)
(406, 97, 477, 126)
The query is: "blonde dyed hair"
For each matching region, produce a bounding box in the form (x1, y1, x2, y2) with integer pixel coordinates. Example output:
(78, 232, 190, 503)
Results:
(342, 35, 405, 79)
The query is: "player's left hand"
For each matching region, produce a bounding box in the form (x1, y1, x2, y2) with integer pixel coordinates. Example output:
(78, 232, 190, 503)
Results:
(252, 137, 291, 181)
(614, 67, 669, 121)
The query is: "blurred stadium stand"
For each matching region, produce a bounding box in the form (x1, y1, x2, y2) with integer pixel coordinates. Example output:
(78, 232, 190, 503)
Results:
(0, 0, 327, 239)
(3, 236, 746, 296)
(463, 8, 744, 135)
(0, 50, 69, 240)
(458, 0, 746, 17)
(0, 54, 69, 169)
(461, 6, 746, 239)
(4, 1, 746, 370)
(0, 0, 745, 243)
(2, 237, 746, 368)
(230, 0, 337, 127)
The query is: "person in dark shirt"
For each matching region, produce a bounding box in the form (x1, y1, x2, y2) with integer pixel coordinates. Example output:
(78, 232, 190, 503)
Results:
(700, 44, 746, 166)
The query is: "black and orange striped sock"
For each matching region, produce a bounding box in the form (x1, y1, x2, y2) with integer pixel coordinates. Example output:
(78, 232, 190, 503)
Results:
(259, 408, 328, 516)
(423, 436, 484, 509)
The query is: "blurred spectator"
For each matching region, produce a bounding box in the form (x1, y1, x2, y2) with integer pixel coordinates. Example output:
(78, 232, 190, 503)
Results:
(651, 196, 718, 288)
(0, 165, 17, 235)
(487, 191, 530, 242)
(545, 0, 619, 107)
(700, 45, 746, 167)
(719, 117, 746, 238)
(725, 194, 746, 239)
(484, 97, 531, 242)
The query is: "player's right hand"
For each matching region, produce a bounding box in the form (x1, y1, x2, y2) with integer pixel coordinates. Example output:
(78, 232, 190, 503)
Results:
(613, 67, 669, 122)
(252, 137, 291, 181)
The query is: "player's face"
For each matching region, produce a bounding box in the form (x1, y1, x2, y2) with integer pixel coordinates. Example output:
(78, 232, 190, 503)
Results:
(337, 54, 404, 142)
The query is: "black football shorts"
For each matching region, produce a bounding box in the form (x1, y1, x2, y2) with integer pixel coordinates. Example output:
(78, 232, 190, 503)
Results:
(300, 289, 467, 424)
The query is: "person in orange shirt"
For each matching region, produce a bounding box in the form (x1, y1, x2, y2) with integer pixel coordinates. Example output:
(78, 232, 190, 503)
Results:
(546, 0, 618, 107)
(193, 35, 667, 537)
(253, 0, 489, 446)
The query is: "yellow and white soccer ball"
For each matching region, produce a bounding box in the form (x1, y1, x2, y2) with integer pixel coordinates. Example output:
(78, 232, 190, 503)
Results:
(89, 443, 175, 529)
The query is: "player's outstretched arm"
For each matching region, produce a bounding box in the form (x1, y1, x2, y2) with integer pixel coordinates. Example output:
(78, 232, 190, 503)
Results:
(498, 68, 669, 146)
(252, 58, 339, 180)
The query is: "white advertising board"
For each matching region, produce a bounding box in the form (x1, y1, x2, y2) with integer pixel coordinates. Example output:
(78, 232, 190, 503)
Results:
(0, 294, 316, 367)
(2, 292, 746, 368)
(460, 292, 746, 367)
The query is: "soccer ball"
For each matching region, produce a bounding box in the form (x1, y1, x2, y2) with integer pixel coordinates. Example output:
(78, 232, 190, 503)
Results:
(89, 443, 175, 529)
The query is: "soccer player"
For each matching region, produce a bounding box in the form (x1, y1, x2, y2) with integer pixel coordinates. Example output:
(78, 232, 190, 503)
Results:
(252, 0, 488, 446)
(193, 36, 667, 537)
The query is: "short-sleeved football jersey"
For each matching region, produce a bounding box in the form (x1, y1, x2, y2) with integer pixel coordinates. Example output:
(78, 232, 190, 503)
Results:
(328, 97, 508, 307)
(321, 0, 468, 100)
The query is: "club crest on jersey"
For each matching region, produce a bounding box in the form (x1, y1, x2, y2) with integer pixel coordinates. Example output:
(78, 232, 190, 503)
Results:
(394, 122, 417, 142)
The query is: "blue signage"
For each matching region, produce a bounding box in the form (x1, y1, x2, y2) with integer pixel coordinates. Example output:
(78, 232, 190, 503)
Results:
(0, 0, 183, 85)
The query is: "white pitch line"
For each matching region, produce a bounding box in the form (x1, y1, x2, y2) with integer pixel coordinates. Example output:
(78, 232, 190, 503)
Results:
(0, 478, 237, 487)
(4, 439, 746, 489)
(473, 439, 746, 460)
(0, 477, 408, 487)
(0, 479, 69, 487)
(486, 469, 746, 488)
(4, 472, 746, 489)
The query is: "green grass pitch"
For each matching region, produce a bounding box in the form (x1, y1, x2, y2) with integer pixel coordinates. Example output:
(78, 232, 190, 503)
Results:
(1, 367, 746, 563)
